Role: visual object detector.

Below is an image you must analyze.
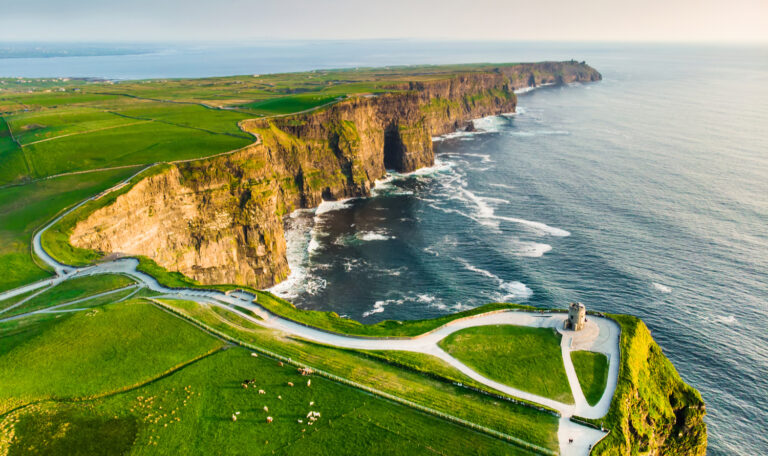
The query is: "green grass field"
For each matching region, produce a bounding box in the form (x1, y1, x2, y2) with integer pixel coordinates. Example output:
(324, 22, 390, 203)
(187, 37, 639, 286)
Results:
(0, 274, 135, 319)
(2, 348, 531, 456)
(570, 350, 609, 406)
(156, 299, 560, 452)
(0, 299, 224, 415)
(438, 325, 574, 404)
(240, 93, 343, 115)
(21, 121, 249, 180)
(0, 297, 542, 455)
(0, 167, 140, 292)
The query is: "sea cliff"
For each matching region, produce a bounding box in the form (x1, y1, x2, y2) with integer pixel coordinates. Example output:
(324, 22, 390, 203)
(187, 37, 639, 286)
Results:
(69, 61, 601, 288)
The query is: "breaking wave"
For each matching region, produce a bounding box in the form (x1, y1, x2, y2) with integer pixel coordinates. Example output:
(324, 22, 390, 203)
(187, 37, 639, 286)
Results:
(456, 257, 533, 300)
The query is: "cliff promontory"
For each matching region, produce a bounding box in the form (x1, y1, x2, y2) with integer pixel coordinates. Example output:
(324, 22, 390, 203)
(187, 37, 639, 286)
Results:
(69, 61, 601, 287)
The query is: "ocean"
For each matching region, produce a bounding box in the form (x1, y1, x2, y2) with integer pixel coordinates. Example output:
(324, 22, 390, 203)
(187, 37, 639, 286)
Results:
(3, 41, 766, 455)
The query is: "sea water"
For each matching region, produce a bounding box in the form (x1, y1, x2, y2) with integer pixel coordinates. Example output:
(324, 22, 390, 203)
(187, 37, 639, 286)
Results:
(268, 45, 768, 456)
(3, 42, 766, 454)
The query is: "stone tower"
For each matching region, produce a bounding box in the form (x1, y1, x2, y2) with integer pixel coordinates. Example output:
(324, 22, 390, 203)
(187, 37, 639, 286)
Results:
(566, 302, 586, 331)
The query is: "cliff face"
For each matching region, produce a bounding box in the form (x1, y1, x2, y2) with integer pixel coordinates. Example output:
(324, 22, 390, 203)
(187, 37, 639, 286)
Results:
(592, 315, 707, 456)
(71, 62, 600, 288)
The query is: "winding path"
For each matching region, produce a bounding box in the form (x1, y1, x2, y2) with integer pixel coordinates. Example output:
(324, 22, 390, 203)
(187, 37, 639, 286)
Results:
(0, 161, 620, 456)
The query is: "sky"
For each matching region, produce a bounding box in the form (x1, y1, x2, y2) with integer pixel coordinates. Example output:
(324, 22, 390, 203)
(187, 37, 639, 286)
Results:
(0, 0, 766, 43)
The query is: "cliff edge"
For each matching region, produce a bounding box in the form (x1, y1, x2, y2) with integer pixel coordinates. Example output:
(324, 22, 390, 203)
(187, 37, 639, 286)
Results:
(68, 61, 600, 288)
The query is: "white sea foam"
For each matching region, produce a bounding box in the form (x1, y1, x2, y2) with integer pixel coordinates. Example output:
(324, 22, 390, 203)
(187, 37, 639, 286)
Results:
(456, 257, 533, 300)
(472, 115, 508, 133)
(489, 182, 515, 190)
(514, 86, 536, 95)
(428, 300, 473, 313)
(357, 230, 393, 241)
(362, 293, 446, 317)
(511, 129, 569, 137)
(514, 82, 555, 95)
(494, 215, 570, 237)
(432, 130, 479, 142)
(268, 210, 324, 299)
(714, 315, 737, 325)
(509, 240, 553, 257)
(307, 236, 321, 254)
(444, 183, 569, 236)
(461, 152, 493, 163)
(315, 198, 356, 215)
(363, 300, 391, 317)
(652, 282, 672, 293)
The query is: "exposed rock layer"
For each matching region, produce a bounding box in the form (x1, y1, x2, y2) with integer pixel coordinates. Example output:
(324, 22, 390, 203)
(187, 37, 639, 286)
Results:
(71, 62, 601, 287)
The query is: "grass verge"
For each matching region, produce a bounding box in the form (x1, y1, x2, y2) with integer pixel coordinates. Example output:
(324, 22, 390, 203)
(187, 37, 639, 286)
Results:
(570, 351, 609, 406)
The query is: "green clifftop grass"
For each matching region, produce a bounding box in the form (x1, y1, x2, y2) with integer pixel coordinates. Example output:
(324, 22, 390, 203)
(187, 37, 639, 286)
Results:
(587, 314, 707, 455)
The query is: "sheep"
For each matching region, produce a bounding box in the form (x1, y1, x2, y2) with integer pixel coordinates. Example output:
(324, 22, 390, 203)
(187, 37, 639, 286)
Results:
(287, 382, 294, 387)
(258, 389, 265, 395)
(251, 353, 258, 357)
(266, 416, 273, 423)
(231, 414, 237, 422)
(307, 379, 311, 387)
(263, 406, 269, 412)
(298, 419, 303, 423)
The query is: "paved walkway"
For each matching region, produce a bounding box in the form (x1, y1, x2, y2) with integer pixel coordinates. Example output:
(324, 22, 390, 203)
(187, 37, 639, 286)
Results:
(0, 166, 620, 455)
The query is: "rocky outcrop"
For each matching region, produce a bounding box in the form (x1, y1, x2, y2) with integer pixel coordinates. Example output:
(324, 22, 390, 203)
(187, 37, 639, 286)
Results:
(71, 62, 601, 288)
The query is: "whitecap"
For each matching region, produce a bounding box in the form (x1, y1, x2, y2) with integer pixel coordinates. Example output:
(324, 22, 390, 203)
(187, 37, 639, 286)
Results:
(499, 281, 534, 300)
(455, 257, 533, 301)
(509, 240, 552, 257)
(362, 298, 403, 317)
(494, 215, 570, 237)
(461, 152, 493, 163)
(652, 282, 672, 293)
(714, 315, 737, 325)
(356, 230, 393, 241)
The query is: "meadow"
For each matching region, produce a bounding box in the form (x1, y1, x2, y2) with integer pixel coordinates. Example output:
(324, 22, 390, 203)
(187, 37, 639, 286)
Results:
(438, 325, 574, 404)
(156, 298, 560, 452)
(0, 295, 540, 455)
(570, 350, 609, 406)
(0, 299, 225, 416)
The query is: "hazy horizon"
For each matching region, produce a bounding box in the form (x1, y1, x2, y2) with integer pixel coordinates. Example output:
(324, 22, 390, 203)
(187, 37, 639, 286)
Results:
(1, 0, 766, 44)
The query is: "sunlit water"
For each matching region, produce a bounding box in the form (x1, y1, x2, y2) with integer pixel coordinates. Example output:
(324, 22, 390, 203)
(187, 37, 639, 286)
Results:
(3, 42, 766, 454)
(268, 46, 768, 455)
